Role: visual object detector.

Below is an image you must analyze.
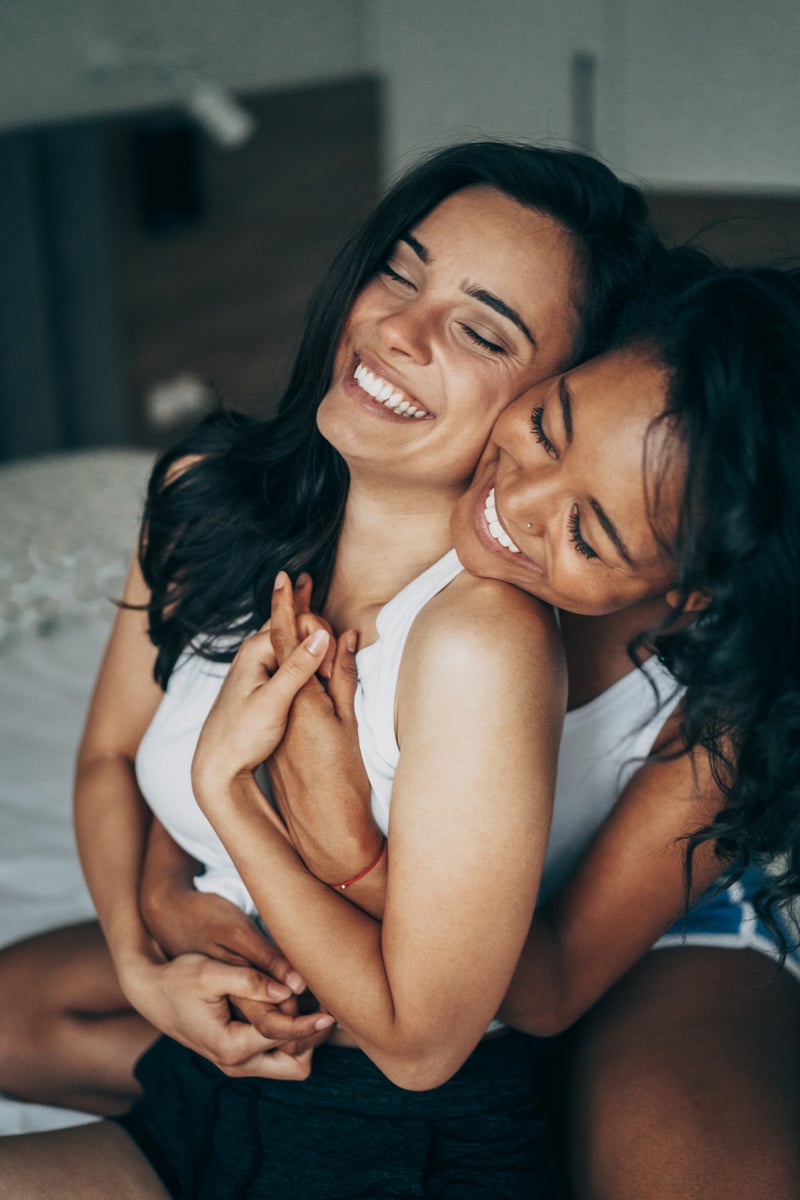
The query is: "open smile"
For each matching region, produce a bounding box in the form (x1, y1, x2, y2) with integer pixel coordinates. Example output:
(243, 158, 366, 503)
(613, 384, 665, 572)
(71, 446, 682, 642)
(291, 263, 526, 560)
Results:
(483, 486, 520, 554)
(353, 361, 430, 419)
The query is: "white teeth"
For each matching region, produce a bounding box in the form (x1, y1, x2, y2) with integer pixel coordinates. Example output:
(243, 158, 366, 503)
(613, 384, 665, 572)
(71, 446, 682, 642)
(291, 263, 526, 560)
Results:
(483, 487, 520, 554)
(352, 361, 428, 420)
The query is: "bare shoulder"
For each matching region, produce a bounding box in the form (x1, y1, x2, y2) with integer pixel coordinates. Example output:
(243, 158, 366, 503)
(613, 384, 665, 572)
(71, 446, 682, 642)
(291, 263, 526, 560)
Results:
(403, 570, 565, 694)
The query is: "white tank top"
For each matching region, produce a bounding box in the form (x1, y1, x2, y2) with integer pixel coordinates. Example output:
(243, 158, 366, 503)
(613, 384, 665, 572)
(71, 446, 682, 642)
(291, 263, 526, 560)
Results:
(136, 550, 682, 915)
(541, 655, 682, 902)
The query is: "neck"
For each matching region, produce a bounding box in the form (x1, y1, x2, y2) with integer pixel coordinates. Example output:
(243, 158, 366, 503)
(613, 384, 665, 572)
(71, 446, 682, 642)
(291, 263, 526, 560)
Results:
(324, 476, 458, 640)
(559, 595, 673, 710)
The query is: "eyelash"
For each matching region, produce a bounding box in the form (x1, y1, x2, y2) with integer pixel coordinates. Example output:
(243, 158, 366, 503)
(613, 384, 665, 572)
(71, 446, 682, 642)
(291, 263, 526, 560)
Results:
(461, 325, 506, 355)
(381, 262, 507, 356)
(568, 507, 598, 559)
(381, 261, 415, 289)
(530, 406, 557, 458)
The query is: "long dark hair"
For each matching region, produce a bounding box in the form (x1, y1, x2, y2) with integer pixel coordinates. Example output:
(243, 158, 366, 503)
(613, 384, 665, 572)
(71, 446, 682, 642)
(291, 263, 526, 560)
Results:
(627, 262, 800, 941)
(142, 140, 661, 686)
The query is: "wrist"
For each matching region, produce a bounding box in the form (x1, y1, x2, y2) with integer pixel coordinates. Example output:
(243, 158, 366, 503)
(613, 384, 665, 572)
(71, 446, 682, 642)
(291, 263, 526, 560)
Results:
(331, 839, 386, 891)
(311, 828, 386, 887)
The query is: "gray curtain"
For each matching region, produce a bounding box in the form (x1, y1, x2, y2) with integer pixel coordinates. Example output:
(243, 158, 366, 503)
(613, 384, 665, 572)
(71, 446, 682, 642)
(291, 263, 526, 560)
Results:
(0, 123, 129, 461)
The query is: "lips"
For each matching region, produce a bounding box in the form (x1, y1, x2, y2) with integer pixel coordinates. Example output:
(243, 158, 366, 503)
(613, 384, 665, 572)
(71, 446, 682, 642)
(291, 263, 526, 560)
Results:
(483, 486, 520, 553)
(352, 360, 430, 419)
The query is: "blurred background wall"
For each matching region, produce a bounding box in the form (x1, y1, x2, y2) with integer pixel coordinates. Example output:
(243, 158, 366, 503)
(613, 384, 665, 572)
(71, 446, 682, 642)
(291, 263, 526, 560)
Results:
(1, 0, 798, 460)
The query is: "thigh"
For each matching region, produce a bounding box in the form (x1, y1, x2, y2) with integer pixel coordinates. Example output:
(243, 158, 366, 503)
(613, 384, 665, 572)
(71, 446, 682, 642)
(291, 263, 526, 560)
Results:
(0, 920, 128, 1014)
(0, 1121, 171, 1199)
(565, 948, 800, 1200)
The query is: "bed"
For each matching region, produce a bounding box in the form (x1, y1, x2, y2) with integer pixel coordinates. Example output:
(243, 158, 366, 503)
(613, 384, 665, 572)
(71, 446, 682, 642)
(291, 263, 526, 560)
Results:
(0, 447, 154, 1133)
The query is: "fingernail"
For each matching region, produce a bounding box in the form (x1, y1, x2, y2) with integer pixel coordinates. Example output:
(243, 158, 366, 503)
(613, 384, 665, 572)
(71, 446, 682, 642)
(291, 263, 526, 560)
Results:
(274, 570, 288, 591)
(267, 982, 291, 1000)
(296, 572, 310, 587)
(286, 970, 305, 993)
(308, 629, 329, 654)
(314, 1015, 335, 1030)
(345, 630, 358, 653)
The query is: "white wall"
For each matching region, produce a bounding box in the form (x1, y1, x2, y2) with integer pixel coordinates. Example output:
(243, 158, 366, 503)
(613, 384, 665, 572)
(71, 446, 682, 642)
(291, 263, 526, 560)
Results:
(364, 0, 602, 178)
(0, 1, 364, 131)
(608, 0, 800, 192)
(364, 0, 800, 192)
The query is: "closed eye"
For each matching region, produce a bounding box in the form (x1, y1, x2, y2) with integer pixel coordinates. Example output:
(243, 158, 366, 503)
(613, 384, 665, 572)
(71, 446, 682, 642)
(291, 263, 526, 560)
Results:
(380, 261, 416, 290)
(531, 406, 558, 458)
(568, 506, 598, 559)
(461, 325, 507, 355)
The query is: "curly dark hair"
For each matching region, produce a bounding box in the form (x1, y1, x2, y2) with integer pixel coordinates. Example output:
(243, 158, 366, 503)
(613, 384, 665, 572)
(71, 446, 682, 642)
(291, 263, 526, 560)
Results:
(624, 262, 800, 948)
(140, 139, 661, 686)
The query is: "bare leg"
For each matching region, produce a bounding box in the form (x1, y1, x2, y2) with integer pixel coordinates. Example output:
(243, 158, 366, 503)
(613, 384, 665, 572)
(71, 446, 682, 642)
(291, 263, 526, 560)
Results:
(566, 948, 800, 1200)
(0, 1121, 170, 1199)
(0, 921, 157, 1115)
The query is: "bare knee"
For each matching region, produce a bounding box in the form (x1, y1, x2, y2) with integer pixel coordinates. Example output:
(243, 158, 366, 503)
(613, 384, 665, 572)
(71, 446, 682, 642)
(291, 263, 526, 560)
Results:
(566, 949, 800, 1200)
(0, 1122, 170, 1199)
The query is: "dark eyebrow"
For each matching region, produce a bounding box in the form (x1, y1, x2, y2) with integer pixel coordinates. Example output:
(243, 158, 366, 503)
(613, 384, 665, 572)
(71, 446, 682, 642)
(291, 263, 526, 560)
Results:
(558, 375, 573, 442)
(465, 286, 536, 348)
(401, 232, 428, 263)
(589, 499, 635, 566)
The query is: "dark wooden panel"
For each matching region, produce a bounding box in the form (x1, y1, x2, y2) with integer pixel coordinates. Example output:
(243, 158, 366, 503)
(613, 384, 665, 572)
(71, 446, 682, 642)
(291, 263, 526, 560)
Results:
(109, 76, 382, 444)
(646, 192, 800, 265)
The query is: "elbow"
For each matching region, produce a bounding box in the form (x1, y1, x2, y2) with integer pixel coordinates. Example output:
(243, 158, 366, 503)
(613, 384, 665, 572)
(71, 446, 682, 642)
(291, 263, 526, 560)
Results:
(370, 1044, 469, 1093)
(500, 993, 576, 1040)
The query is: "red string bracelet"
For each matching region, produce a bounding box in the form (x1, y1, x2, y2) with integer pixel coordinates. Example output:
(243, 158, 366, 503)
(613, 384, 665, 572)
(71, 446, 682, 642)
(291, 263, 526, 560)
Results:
(333, 840, 387, 891)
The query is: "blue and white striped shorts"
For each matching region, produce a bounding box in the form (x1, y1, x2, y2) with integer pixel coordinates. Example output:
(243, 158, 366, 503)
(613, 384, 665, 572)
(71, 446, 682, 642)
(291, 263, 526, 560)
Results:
(654, 866, 800, 983)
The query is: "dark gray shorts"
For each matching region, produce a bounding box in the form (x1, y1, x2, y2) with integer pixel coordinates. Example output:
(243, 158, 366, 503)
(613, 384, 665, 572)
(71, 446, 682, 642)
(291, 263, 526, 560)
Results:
(114, 1030, 563, 1199)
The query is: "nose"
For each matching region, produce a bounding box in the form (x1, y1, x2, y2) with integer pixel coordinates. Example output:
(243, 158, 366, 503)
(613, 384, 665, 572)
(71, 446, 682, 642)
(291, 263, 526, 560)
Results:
(377, 297, 435, 365)
(494, 401, 561, 536)
(503, 469, 555, 537)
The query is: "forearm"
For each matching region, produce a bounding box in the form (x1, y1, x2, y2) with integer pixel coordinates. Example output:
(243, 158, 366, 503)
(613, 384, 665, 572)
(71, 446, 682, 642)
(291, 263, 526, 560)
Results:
(499, 910, 571, 1037)
(74, 754, 160, 981)
(202, 780, 395, 1032)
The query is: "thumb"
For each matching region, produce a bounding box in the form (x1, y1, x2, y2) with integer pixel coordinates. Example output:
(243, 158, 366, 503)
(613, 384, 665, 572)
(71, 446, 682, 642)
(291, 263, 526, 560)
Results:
(328, 630, 359, 719)
(267, 628, 331, 712)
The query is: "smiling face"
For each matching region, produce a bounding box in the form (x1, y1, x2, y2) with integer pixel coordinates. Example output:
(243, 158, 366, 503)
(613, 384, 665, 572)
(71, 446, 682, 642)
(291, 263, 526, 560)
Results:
(450, 346, 686, 616)
(316, 185, 583, 499)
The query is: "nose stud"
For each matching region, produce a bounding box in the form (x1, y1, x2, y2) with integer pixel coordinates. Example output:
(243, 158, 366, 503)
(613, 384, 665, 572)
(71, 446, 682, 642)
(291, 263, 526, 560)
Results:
(526, 522, 532, 529)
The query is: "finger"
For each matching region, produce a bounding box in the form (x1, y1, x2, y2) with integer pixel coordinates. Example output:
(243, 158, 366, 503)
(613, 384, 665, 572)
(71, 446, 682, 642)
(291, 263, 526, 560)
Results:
(226, 1046, 315, 1082)
(327, 629, 360, 717)
(294, 573, 313, 616)
(209, 1017, 284, 1065)
(233, 999, 335, 1043)
(270, 571, 301, 664)
(265, 628, 331, 711)
(235, 628, 278, 676)
(217, 927, 306, 995)
(198, 960, 285, 1006)
(296, 611, 337, 679)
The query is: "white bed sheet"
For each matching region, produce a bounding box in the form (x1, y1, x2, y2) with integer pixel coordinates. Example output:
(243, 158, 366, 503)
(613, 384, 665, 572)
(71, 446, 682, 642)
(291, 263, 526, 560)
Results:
(0, 448, 153, 1134)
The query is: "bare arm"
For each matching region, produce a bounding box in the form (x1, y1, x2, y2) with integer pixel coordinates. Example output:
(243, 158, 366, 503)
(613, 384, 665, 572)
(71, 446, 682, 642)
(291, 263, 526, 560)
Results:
(194, 573, 566, 1090)
(264, 589, 729, 1041)
(500, 717, 724, 1036)
(73, 553, 331, 1077)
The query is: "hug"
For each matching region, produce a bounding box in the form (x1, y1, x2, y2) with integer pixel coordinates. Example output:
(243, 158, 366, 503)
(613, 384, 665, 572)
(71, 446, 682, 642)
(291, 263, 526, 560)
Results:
(1, 140, 798, 1199)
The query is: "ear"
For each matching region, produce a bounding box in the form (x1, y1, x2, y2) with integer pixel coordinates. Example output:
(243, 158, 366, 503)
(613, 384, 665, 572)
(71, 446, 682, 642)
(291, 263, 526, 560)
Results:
(665, 587, 711, 614)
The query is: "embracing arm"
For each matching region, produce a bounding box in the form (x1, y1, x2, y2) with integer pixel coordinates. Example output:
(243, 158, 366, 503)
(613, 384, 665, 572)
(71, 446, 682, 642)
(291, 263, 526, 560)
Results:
(194, 575, 566, 1090)
(74, 553, 329, 1076)
(500, 717, 725, 1037)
